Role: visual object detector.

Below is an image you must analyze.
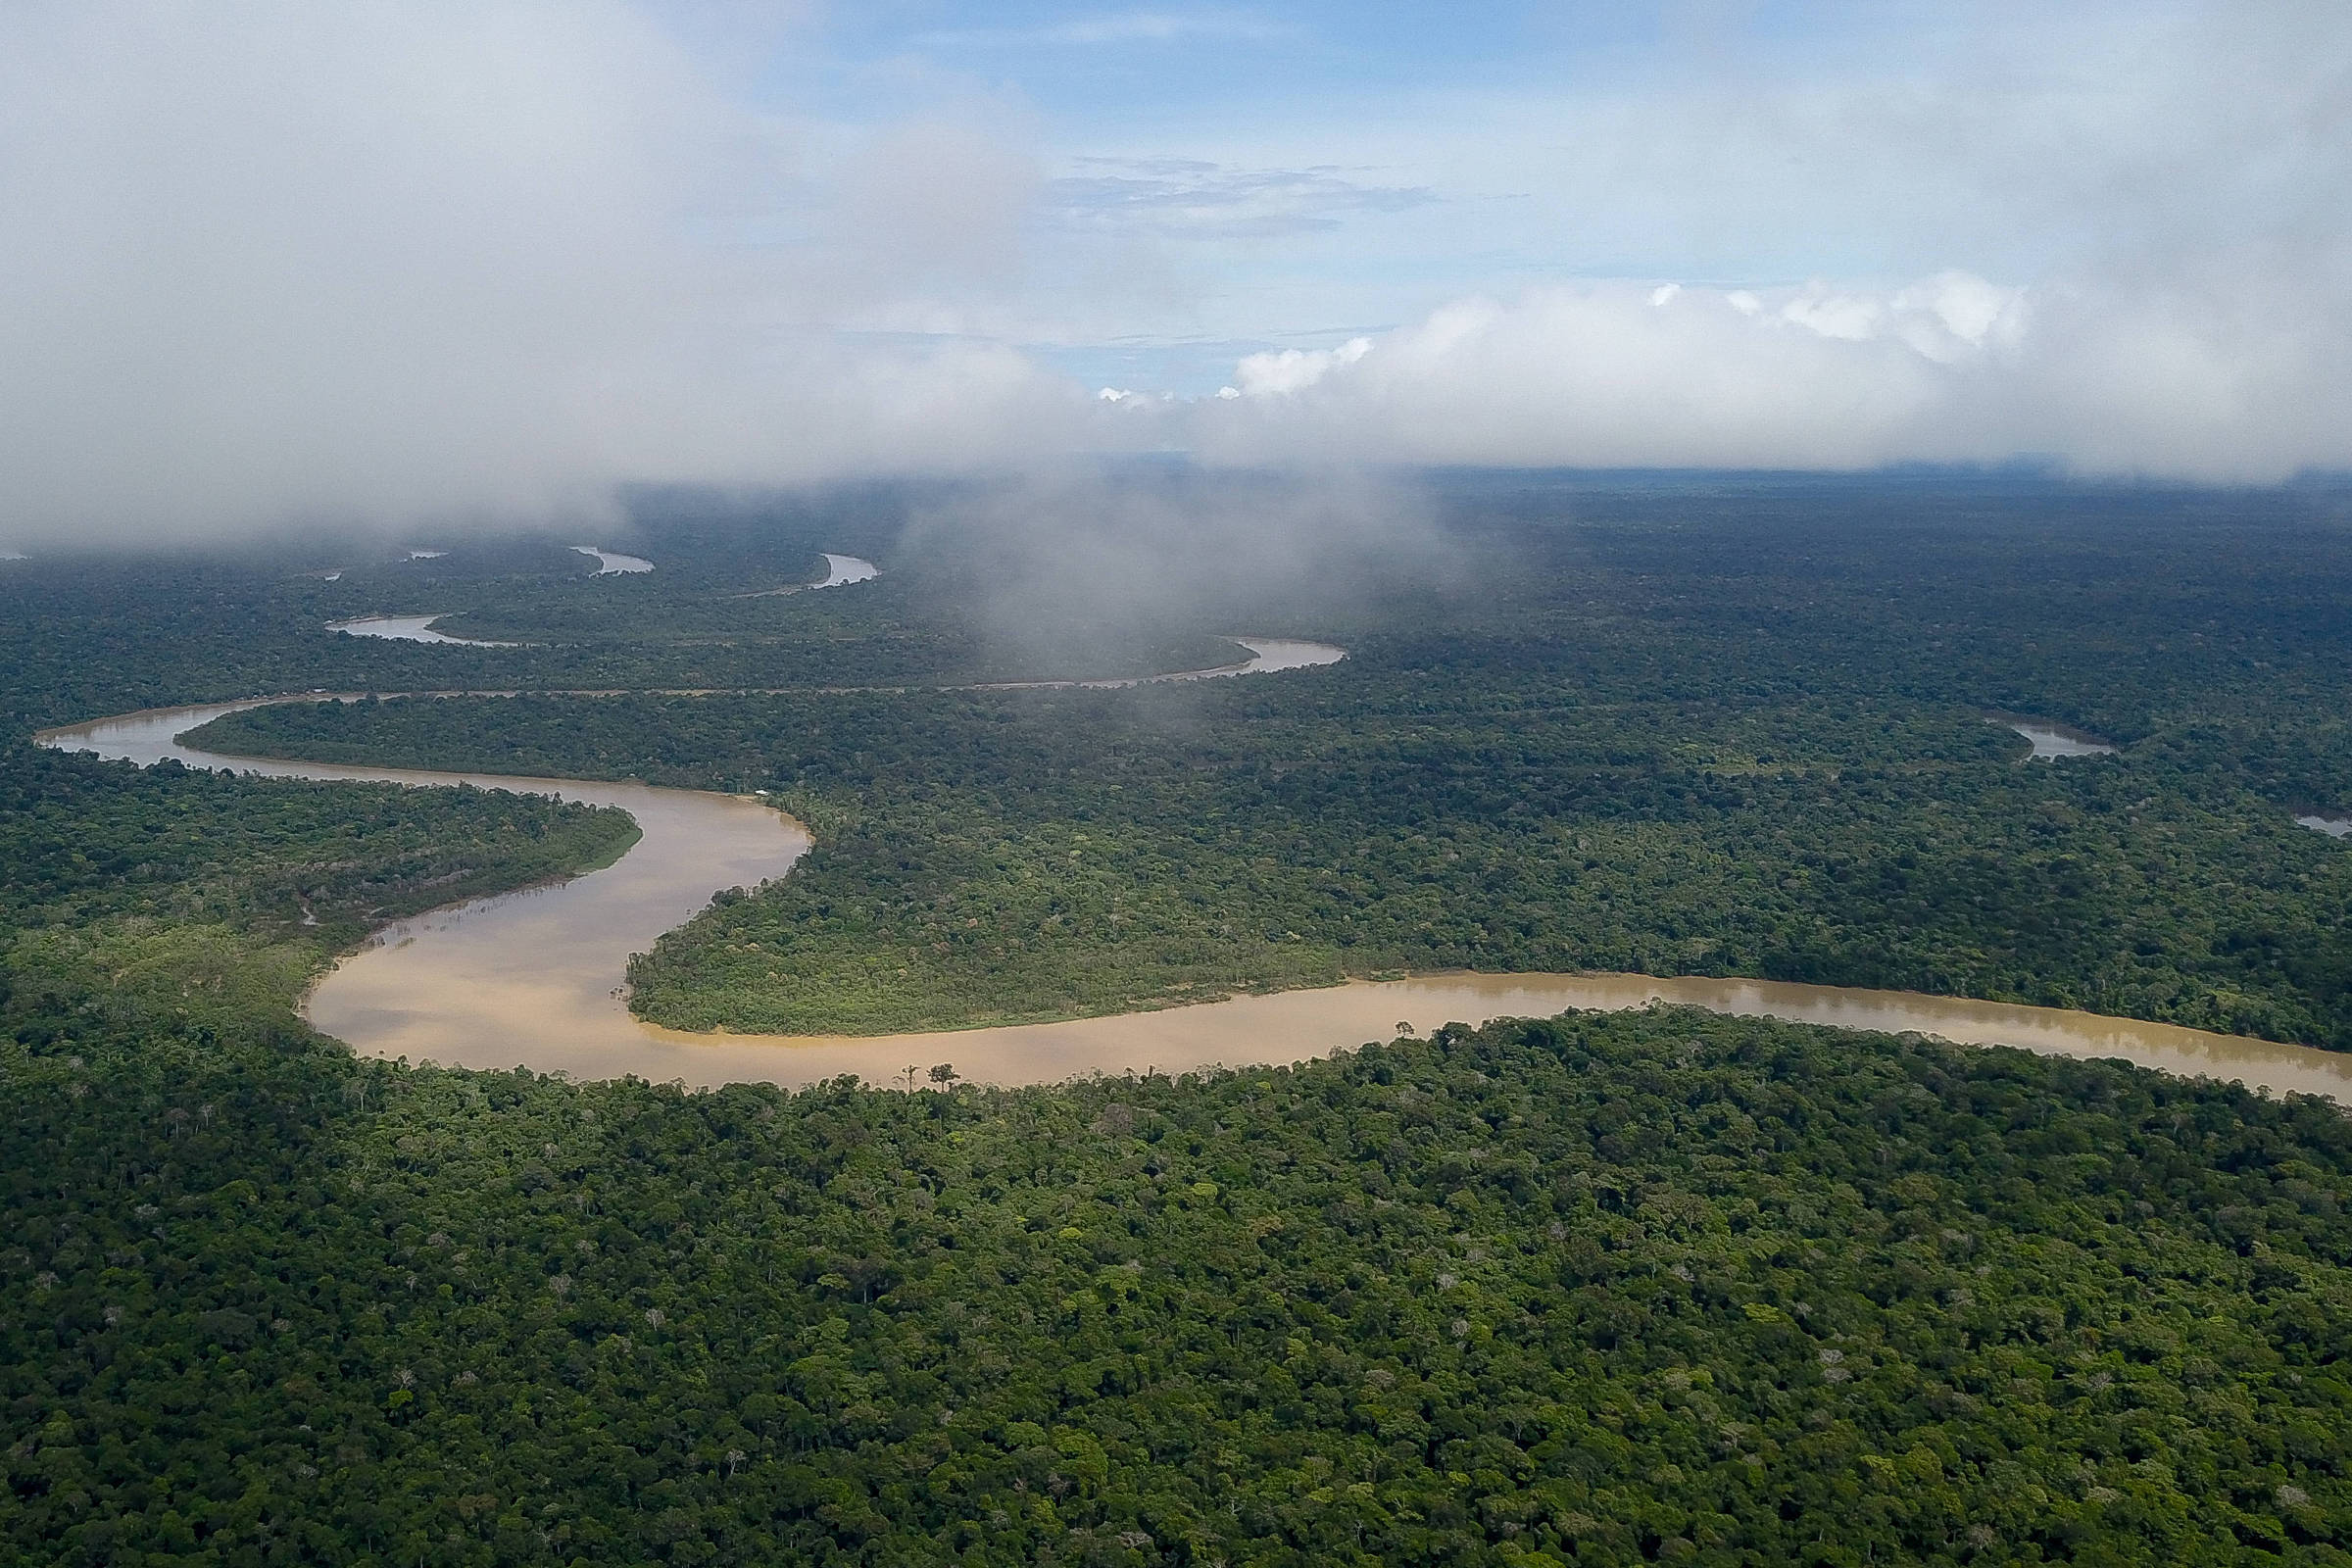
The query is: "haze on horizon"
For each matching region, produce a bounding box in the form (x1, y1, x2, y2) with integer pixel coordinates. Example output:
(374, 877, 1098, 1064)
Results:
(0, 0, 2346, 545)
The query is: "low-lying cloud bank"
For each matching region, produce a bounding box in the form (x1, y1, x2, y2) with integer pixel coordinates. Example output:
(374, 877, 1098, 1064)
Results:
(0, 2, 2345, 548)
(0, 1, 1091, 545)
(1178, 267, 2352, 483)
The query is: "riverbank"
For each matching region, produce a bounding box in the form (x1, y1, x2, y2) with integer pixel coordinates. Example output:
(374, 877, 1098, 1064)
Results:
(39, 670, 2352, 1100)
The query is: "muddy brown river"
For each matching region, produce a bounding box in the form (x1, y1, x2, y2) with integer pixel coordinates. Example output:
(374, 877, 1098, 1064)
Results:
(36, 653, 2352, 1102)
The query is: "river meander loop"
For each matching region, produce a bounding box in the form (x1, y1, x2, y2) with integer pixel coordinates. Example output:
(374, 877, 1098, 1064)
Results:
(35, 642, 2352, 1102)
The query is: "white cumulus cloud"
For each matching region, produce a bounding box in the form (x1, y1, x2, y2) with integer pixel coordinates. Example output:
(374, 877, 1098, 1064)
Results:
(1230, 337, 1373, 397)
(1187, 265, 2350, 481)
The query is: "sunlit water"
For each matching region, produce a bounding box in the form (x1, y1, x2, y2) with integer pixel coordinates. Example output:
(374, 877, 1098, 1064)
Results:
(813, 553, 879, 588)
(37, 654, 2352, 1102)
(2003, 718, 2117, 759)
(976, 637, 1345, 691)
(326, 547, 653, 642)
(571, 546, 655, 574)
(325, 614, 516, 647)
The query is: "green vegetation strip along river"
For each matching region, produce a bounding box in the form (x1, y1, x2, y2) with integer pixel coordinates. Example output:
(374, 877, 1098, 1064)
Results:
(37, 664, 2352, 1102)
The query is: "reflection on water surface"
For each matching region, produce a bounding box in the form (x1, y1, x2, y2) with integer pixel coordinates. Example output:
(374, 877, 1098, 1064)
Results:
(571, 546, 655, 574)
(326, 614, 516, 647)
(2001, 718, 2117, 759)
(813, 553, 880, 587)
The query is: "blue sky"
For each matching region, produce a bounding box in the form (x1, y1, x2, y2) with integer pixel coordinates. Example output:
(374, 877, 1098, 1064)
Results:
(785, 2, 1913, 386)
(802, 2, 1882, 121)
(700, 0, 2260, 392)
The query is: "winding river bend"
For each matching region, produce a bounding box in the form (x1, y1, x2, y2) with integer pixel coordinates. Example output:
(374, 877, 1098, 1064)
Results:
(326, 614, 516, 647)
(36, 647, 2352, 1102)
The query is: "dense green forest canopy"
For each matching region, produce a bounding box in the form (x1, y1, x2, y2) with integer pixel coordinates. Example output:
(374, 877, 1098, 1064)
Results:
(192, 475, 2352, 1044)
(8, 471, 2352, 1563)
(0, 488, 1235, 732)
(12, 989, 2352, 1563)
